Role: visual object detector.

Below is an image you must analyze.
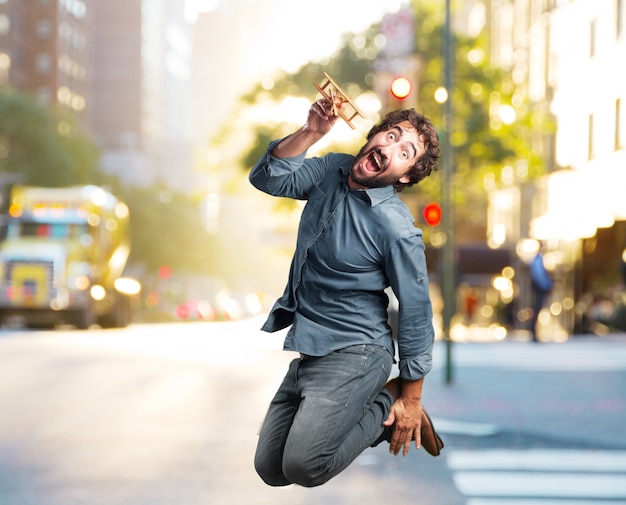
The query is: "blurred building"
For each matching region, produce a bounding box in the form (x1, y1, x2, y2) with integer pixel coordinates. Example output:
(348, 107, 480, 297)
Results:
(488, 0, 626, 335)
(0, 0, 199, 192)
(0, 0, 92, 127)
(92, 0, 196, 191)
(189, 0, 290, 143)
(190, 8, 241, 145)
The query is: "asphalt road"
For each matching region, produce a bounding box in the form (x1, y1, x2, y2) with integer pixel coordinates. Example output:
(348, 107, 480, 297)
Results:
(1, 319, 625, 505)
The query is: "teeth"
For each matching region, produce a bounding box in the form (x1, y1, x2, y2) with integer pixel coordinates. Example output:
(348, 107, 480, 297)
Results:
(371, 152, 381, 170)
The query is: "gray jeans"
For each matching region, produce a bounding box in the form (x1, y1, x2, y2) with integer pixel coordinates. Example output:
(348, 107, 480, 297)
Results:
(254, 344, 394, 487)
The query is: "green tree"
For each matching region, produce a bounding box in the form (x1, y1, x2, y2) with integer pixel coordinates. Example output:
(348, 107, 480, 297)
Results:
(110, 183, 217, 277)
(0, 87, 216, 280)
(0, 87, 102, 186)
(409, 0, 550, 229)
(232, 0, 551, 234)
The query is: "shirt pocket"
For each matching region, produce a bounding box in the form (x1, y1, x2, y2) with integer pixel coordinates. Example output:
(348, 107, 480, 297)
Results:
(298, 185, 328, 238)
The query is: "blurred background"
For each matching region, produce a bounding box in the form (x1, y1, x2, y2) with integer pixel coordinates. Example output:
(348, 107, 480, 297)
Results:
(0, 0, 624, 341)
(1, 3, 626, 505)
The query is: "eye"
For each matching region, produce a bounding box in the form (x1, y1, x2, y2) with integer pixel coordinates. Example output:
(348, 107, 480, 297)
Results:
(387, 131, 396, 141)
(401, 149, 409, 159)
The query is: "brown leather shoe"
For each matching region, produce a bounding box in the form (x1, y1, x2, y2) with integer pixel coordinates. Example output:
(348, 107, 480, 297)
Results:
(420, 406, 444, 456)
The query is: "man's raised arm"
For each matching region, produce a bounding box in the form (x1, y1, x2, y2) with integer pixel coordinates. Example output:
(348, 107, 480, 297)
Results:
(271, 100, 340, 159)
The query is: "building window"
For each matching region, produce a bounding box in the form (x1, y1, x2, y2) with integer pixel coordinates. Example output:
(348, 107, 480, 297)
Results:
(35, 52, 53, 74)
(588, 113, 594, 159)
(0, 14, 9, 36)
(0, 52, 10, 84)
(36, 19, 53, 40)
(61, 0, 87, 19)
(590, 19, 596, 58)
(37, 86, 52, 105)
(544, 0, 557, 11)
(617, 98, 623, 150)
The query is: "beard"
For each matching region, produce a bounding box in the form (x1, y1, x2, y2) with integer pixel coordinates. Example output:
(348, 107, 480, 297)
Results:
(349, 168, 398, 188)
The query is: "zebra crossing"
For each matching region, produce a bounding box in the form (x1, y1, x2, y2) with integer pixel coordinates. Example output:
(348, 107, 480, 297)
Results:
(447, 448, 626, 504)
(428, 338, 626, 502)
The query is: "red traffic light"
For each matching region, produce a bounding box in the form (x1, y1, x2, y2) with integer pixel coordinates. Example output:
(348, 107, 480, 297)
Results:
(159, 265, 172, 279)
(390, 76, 412, 99)
(423, 202, 442, 226)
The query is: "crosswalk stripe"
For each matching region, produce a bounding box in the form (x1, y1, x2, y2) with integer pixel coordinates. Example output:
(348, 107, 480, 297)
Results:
(449, 449, 626, 502)
(448, 449, 626, 472)
(432, 418, 500, 437)
(467, 500, 617, 505)
(454, 471, 626, 499)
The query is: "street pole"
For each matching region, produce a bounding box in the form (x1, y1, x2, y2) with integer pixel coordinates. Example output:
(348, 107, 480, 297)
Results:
(442, 0, 455, 385)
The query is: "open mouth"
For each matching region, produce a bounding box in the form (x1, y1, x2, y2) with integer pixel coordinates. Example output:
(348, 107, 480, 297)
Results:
(364, 151, 383, 173)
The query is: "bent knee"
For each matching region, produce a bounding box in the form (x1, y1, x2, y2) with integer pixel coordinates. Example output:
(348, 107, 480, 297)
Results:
(254, 456, 290, 487)
(282, 457, 334, 488)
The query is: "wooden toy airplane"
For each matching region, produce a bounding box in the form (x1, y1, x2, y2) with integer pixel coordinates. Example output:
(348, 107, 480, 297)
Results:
(314, 72, 365, 129)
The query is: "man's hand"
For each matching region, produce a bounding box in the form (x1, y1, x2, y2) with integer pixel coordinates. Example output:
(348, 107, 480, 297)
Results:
(384, 398, 423, 456)
(304, 99, 341, 136)
(383, 378, 424, 456)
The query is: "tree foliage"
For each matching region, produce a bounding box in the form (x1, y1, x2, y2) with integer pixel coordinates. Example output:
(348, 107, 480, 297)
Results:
(408, 0, 550, 226)
(101, 181, 217, 277)
(0, 87, 215, 278)
(0, 87, 102, 187)
(231, 0, 552, 233)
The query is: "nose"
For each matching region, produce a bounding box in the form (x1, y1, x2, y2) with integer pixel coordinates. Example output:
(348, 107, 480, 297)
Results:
(379, 143, 398, 161)
(379, 143, 393, 157)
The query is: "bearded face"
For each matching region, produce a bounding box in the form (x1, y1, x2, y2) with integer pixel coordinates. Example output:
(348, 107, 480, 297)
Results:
(349, 120, 425, 190)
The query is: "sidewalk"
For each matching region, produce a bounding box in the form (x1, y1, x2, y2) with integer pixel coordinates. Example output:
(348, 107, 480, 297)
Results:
(422, 335, 626, 450)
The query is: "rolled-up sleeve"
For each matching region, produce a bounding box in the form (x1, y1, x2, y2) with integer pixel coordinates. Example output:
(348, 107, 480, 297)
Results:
(385, 233, 435, 381)
(249, 140, 328, 199)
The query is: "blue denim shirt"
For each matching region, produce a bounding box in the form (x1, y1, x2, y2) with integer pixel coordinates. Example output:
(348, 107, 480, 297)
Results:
(249, 140, 434, 380)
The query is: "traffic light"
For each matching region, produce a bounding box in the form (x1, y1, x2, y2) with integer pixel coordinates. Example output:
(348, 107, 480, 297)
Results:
(158, 265, 172, 279)
(390, 76, 412, 100)
(423, 202, 442, 226)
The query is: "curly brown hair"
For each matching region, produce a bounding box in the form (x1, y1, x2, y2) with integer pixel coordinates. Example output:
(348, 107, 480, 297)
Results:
(365, 109, 440, 191)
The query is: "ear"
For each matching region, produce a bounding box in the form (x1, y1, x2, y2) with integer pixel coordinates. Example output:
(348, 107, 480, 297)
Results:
(398, 174, 411, 184)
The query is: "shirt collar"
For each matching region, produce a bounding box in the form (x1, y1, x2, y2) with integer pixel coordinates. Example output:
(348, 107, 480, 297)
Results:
(339, 164, 397, 207)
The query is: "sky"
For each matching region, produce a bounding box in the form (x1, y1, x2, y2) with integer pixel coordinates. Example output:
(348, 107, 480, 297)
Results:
(186, 0, 406, 75)
(185, 0, 409, 139)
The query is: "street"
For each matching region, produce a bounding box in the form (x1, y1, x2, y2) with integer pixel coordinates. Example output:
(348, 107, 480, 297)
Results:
(1, 319, 625, 505)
